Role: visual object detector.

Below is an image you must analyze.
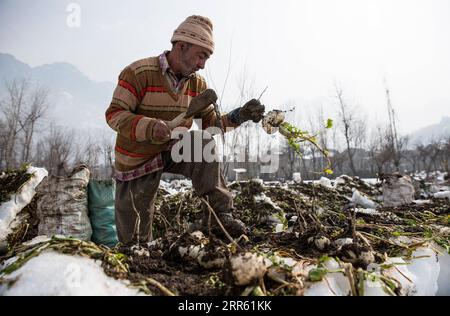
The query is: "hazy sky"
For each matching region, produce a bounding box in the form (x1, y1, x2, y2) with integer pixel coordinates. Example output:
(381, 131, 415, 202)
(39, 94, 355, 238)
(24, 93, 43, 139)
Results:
(1, 0, 449, 134)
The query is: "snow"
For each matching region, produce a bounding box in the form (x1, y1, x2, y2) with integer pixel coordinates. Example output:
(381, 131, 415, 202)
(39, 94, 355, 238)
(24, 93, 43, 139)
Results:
(436, 246, 450, 295)
(131, 245, 150, 257)
(263, 254, 297, 269)
(335, 175, 352, 185)
(23, 235, 51, 246)
(254, 193, 283, 212)
(363, 246, 447, 296)
(319, 177, 333, 189)
(275, 223, 285, 233)
(0, 167, 48, 243)
(390, 235, 414, 246)
(0, 250, 142, 296)
(362, 275, 390, 296)
(262, 244, 450, 296)
(431, 225, 450, 235)
(361, 178, 379, 185)
(430, 185, 442, 193)
(364, 247, 442, 296)
(354, 208, 380, 216)
(159, 179, 192, 195)
(178, 244, 203, 259)
(251, 179, 264, 185)
(435, 171, 447, 183)
(333, 238, 353, 249)
(293, 172, 302, 183)
(413, 199, 431, 205)
(434, 191, 450, 199)
(406, 248, 440, 295)
(351, 189, 379, 209)
(254, 193, 288, 232)
(374, 257, 414, 296)
(413, 171, 448, 184)
(304, 259, 352, 296)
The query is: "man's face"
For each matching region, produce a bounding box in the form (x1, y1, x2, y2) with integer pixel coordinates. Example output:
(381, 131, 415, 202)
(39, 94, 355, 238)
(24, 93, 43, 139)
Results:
(179, 43, 211, 77)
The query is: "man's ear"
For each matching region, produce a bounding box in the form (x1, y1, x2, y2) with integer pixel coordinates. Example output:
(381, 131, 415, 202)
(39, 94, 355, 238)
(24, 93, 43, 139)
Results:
(179, 41, 192, 53)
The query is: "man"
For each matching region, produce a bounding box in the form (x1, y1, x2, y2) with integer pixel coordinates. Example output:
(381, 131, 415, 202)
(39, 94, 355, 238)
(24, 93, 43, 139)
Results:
(105, 15, 265, 245)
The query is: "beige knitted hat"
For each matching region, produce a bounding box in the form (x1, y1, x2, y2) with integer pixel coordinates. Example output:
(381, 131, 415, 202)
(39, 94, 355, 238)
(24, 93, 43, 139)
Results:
(171, 15, 215, 54)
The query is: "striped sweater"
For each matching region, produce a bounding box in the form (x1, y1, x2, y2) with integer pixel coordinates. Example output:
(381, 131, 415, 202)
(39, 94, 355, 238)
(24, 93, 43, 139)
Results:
(105, 56, 238, 173)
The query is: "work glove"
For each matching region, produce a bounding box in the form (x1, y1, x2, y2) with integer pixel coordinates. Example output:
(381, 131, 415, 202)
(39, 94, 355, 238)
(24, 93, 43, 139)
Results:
(152, 119, 171, 142)
(228, 99, 265, 125)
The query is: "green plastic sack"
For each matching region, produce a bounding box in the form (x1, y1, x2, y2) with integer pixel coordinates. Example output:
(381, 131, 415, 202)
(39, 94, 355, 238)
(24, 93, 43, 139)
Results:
(88, 180, 118, 248)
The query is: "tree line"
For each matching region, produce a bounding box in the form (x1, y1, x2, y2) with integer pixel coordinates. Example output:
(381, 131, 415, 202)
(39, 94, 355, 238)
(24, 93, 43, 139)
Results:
(1, 78, 448, 181)
(0, 79, 114, 179)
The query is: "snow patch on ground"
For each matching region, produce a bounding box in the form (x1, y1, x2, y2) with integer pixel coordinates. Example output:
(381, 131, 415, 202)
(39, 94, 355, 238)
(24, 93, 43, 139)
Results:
(262, 245, 450, 296)
(352, 189, 379, 209)
(319, 177, 333, 189)
(304, 259, 352, 296)
(434, 191, 450, 199)
(354, 208, 380, 216)
(436, 246, 450, 295)
(0, 250, 142, 296)
(0, 167, 48, 243)
(159, 179, 192, 195)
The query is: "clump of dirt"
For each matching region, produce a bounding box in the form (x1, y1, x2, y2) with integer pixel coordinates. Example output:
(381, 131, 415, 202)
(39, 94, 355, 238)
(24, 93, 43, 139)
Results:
(0, 167, 41, 252)
(0, 167, 32, 204)
(154, 190, 203, 237)
(6, 194, 41, 249)
(334, 175, 381, 197)
(116, 233, 232, 295)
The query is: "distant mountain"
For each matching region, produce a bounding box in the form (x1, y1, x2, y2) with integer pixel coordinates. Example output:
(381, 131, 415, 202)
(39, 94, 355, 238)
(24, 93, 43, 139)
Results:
(409, 116, 450, 145)
(0, 53, 32, 78)
(0, 53, 115, 131)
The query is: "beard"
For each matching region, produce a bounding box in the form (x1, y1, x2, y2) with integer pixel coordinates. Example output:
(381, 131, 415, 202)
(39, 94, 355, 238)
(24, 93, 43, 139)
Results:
(179, 54, 197, 77)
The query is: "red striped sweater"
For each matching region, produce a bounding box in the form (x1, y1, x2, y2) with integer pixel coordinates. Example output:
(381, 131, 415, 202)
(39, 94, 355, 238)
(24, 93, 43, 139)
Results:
(105, 56, 237, 173)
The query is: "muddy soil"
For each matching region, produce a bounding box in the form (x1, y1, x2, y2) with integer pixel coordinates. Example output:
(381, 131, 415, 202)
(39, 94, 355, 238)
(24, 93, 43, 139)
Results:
(110, 179, 449, 295)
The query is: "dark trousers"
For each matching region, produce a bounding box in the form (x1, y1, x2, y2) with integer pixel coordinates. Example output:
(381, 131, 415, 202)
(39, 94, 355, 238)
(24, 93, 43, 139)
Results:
(115, 131, 232, 244)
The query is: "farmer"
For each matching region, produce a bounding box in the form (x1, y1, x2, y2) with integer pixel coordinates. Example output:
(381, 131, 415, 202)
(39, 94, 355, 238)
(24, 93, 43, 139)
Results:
(105, 15, 265, 244)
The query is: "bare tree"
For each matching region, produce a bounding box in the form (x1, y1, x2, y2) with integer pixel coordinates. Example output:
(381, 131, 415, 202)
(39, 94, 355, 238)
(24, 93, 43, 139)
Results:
(384, 79, 405, 172)
(19, 87, 48, 163)
(0, 120, 7, 168)
(443, 137, 450, 173)
(0, 79, 48, 169)
(72, 133, 109, 178)
(35, 125, 75, 176)
(334, 82, 366, 175)
(0, 79, 28, 168)
(425, 139, 444, 174)
(100, 132, 115, 179)
(416, 143, 430, 176)
(222, 68, 257, 178)
(74, 135, 100, 167)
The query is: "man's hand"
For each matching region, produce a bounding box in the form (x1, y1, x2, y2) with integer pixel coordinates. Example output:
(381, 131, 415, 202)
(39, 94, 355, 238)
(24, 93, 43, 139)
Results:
(152, 120, 171, 142)
(227, 99, 265, 125)
(240, 99, 265, 123)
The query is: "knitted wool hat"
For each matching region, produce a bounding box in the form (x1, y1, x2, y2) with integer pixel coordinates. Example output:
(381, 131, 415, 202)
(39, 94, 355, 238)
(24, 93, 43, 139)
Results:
(171, 15, 215, 54)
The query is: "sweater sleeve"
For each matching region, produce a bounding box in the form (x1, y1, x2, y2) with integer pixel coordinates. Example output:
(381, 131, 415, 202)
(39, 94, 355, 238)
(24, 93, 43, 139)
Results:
(193, 77, 240, 131)
(105, 67, 159, 142)
(196, 105, 240, 130)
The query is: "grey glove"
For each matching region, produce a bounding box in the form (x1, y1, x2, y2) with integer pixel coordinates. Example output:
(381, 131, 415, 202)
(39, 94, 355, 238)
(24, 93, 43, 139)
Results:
(228, 99, 265, 124)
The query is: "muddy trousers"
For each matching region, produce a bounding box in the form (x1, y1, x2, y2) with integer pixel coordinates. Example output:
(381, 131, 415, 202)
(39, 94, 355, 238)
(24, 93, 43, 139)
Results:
(115, 131, 233, 244)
